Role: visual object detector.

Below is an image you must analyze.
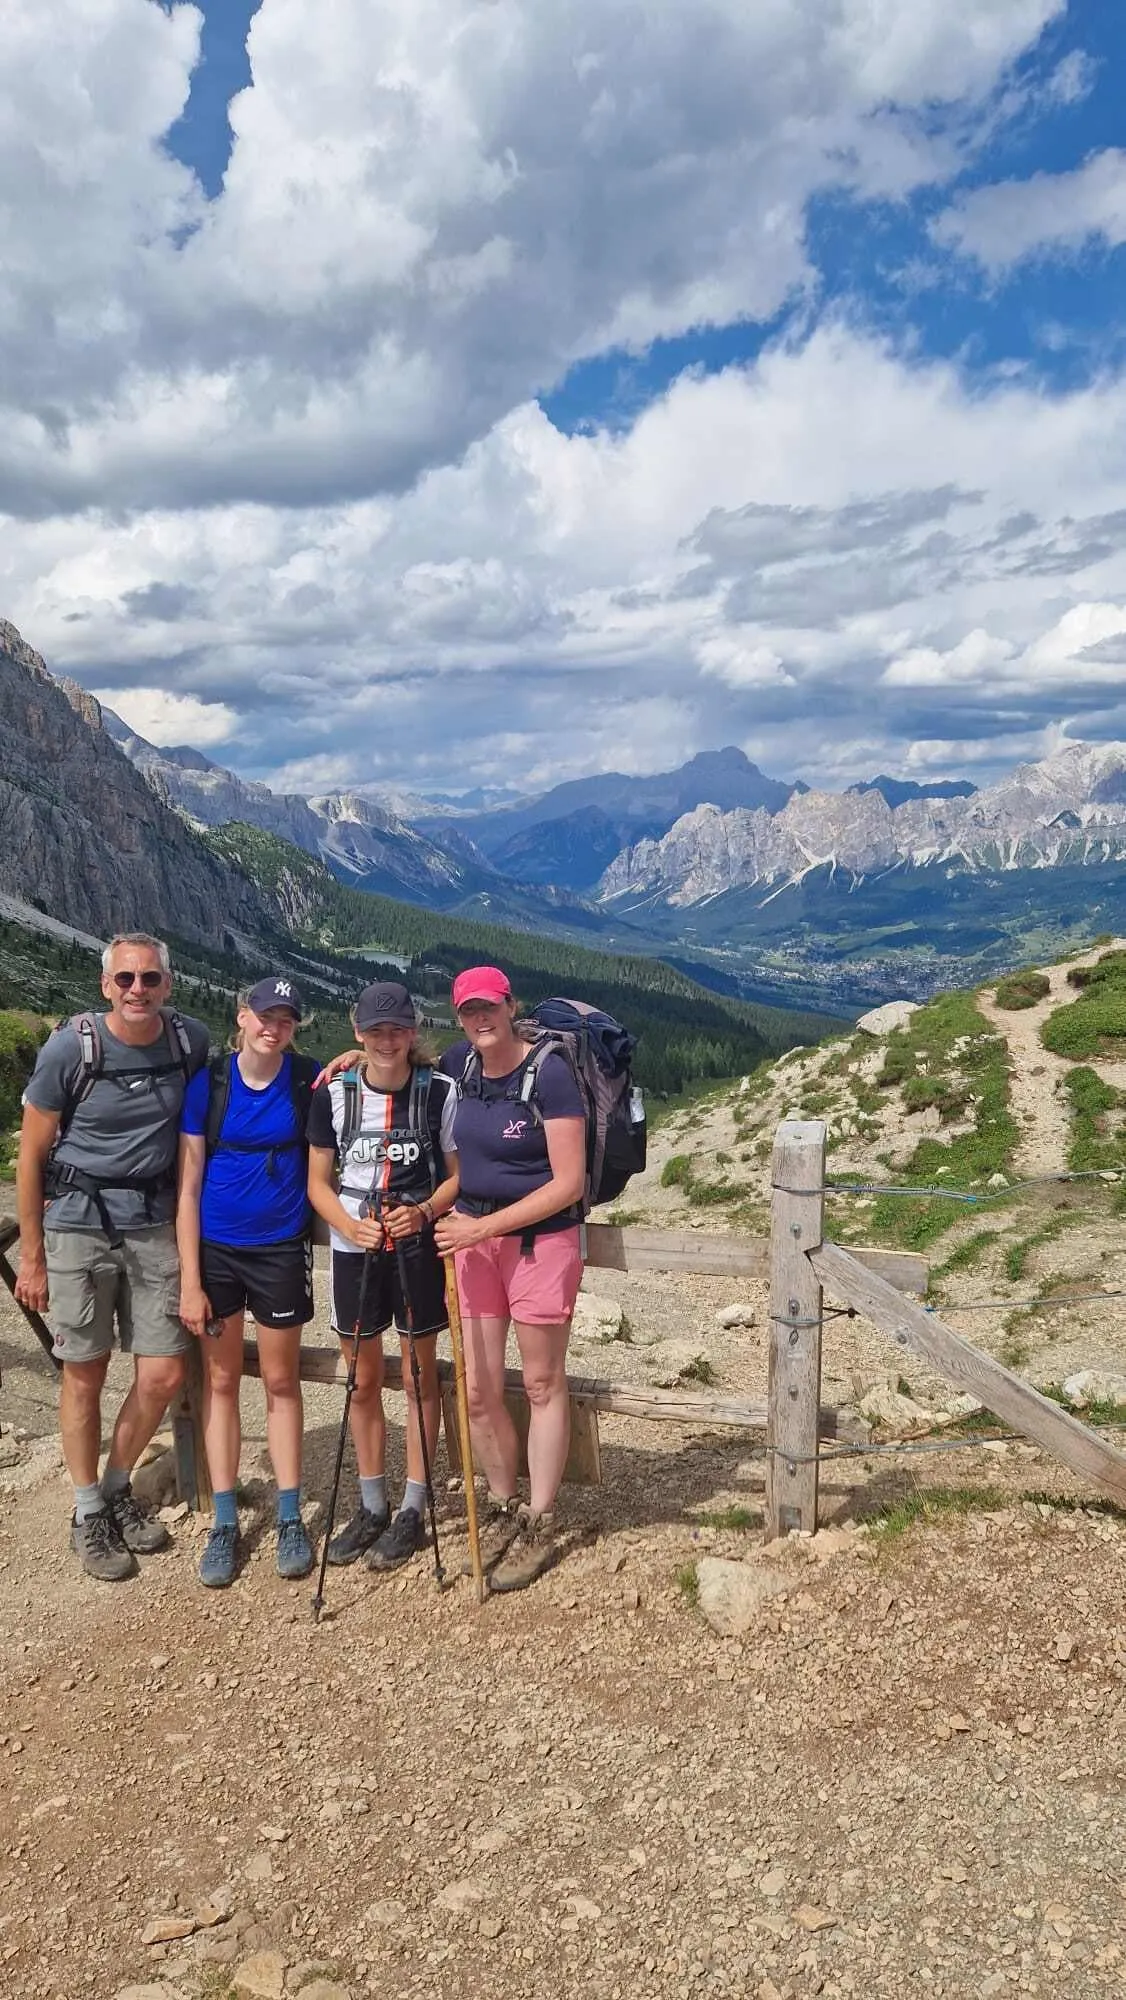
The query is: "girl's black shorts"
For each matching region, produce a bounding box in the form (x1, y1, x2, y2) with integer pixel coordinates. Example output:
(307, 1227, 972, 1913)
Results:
(200, 1236, 314, 1331)
(329, 1235, 446, 1340)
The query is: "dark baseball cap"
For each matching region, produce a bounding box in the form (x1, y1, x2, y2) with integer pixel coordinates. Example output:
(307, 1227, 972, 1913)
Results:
(353, 981, 416, 1030)
(245, 975, 304, 1019)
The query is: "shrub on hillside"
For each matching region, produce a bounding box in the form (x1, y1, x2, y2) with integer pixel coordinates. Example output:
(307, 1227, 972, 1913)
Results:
(993, 971, 1050, 1009)
(660, 1154, 692, 1188)
(0, 1011, 51, 1175)
(1042, 982, 1126, 1059)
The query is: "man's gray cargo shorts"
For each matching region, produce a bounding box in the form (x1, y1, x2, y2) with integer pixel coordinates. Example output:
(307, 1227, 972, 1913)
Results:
(44, 1224, 187, 1364)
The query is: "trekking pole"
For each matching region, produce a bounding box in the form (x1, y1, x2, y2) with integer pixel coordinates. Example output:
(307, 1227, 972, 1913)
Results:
(442, 1252, 485, 1604)
(312, 1218, 376, 1625)
(392, 1230, 444, 1590)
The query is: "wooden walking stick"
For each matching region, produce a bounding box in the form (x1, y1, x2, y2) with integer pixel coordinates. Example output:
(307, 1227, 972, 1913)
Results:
(443, 1252, 485, 1604)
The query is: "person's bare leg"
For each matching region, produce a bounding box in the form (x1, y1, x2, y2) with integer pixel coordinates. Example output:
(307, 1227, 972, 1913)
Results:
(513, 1319, 571, 1516)
(257, 1325, 304, 1491)
(399, 1333, 441, 1487)
(340, 1336, 387, 1477)
(463, 1315, 519, 1497)
(105, 1353, 186, 1476)
(59, 1355, 110, 1488)
(199, 1313, 246, 1493)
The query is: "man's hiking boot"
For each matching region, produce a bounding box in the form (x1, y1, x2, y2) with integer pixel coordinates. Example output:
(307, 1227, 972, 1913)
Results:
(276, 1516, 315, 1580)
(463, 1491, 521, 1576)
(327, 1502, 390, 1566)
(489, 1506, 557, 1594)
(198, 1523, 240, 1589)
(366, 1505, 426, 1573)
(71, 1508, 134, 1583)
(105, 1481, 170, 1554)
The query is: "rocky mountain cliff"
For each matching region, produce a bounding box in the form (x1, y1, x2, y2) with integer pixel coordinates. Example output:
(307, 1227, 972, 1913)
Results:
(105, 713, 497, 908)
(0, 621, 271, 945)
(600, 744, 1126, 906)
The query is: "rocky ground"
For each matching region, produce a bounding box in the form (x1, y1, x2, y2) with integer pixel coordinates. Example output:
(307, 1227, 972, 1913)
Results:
(1, 960, 1125, 2000)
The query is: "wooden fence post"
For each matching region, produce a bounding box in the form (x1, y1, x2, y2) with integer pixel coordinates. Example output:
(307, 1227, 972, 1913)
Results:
(171, 1340, 212, 1512)
(765, 1119, 826, 1541)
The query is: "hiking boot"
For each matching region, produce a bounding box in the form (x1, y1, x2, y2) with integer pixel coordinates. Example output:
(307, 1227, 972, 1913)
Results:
(463, 1492, 521, 1576)
(198, 1523, 240, 1589)
(276, 1516, 315, 1581)
(327, 1502, 390, 1567)
(366, 1505, 427, 1573)
(488, 1506, 557, 1594)
(105, 1481, 170, 1555)
(71, 1508, 134, 1583)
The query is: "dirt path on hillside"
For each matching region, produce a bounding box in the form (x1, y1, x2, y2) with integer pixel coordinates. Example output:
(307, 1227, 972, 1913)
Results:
(977, 941, 1126, 1179)
(3, 1270, 1126, 2000)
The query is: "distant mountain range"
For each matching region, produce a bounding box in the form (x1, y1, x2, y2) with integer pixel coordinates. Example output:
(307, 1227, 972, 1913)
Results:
(16, 607, 1126, 1007)
(599, 745, 1126, 904)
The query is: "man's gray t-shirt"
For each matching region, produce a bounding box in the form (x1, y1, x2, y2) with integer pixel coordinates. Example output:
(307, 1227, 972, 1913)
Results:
(24, 1013, 210, 1234)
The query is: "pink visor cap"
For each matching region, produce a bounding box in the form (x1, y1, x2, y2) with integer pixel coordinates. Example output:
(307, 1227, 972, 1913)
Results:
(451, 965, 512, 1010)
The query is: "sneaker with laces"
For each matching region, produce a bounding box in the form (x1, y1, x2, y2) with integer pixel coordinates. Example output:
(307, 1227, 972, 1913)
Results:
(488, 1505, 557, 1593)
(276, 1516, 315, 1580)
(105, 1480, 170, 1554)
(327, 1502, 391, 1567)
(198, 1522, 240, 1589)
(71, 1508, 134, 1583)
(366, 1505, 427, 1572)
(462, 1492, 521, 1577)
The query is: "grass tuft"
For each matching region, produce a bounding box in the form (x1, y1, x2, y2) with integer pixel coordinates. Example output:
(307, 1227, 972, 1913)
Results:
(863, 1483, 1005, 1541)
(675, 1561, 700, 1607)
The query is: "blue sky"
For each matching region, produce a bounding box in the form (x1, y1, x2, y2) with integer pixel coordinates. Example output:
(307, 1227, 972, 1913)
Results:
(3, 0, 1126, 798)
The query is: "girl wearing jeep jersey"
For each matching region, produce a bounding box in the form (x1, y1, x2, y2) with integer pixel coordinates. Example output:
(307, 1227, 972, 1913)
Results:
(434, 966, 586, 1594)
(307, 982, 459, 1574)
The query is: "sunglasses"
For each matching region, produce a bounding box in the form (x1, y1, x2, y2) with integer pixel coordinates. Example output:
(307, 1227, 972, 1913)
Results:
(111, 969, 164, 990)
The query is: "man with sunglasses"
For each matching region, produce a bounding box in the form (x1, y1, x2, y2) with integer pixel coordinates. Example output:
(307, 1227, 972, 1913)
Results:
(16, 933, 209, 1580)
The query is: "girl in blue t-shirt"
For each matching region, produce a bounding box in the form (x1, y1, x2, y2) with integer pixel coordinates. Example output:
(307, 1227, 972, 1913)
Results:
(176, 976, 318, 1590)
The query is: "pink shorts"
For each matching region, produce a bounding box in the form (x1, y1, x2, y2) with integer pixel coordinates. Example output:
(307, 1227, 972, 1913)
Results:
(454, 1226, 584, 1326)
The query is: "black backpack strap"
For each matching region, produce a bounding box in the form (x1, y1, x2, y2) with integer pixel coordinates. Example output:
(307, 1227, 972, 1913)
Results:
(163, 1008, 197, 1083)
(57, 1011, 103, 1140)
(408, 1065, 439, 1194)
(340, 1071, 362, 1154)
(456, 1049, 483, 1099)
(203, 1053, 234, 1160)
(289, 1053, 318, 1136)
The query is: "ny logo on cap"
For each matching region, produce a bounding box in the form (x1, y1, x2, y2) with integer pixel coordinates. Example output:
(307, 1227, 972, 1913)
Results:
(275, 980, 292, 998)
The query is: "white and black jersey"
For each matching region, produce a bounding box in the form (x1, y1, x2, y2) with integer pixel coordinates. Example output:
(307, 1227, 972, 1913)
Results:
(307, 1069, 457, 1255)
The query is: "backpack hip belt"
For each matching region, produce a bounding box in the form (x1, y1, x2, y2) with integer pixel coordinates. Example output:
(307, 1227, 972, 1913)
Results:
(43, 1159, 176, 1250)
(457, 1193, 577, 1258)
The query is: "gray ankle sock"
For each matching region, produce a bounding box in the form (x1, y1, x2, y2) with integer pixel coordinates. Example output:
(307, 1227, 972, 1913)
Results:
(401, 1479, 428, 1518)
(100, 1465, 130, 1500)
(359, 1475, 387, 1517)
(74, 1482, 106, 1523)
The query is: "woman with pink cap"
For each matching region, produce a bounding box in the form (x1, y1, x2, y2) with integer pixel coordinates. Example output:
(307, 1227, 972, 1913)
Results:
(435, 966, 586, 1592)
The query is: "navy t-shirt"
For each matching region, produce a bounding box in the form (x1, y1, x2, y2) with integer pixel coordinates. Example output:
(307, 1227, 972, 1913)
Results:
(181, 1054, 309, 1249)
(453, 1049, 584, 1236)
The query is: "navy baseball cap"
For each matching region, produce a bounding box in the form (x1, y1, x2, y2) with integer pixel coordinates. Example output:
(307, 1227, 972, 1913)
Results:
(246, 975, 304, 1019)
(353, 981, 416, 1030)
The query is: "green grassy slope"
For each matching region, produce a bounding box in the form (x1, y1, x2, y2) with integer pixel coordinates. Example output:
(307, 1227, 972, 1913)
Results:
(204, 822, 842, 1094)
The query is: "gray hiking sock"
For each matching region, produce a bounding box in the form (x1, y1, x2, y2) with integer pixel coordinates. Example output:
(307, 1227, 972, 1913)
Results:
(74, 1482, 107, 1522)
(100, 1465, 131, 1501)
(359, 1475, 387, 1517)
(401, 1479, 428, 1518)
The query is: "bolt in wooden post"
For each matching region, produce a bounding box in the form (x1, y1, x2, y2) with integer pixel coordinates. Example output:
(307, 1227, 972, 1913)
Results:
(765, 1119, 826, 1541)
